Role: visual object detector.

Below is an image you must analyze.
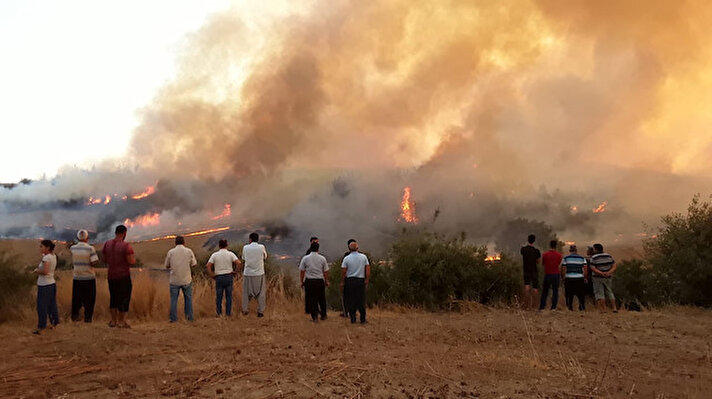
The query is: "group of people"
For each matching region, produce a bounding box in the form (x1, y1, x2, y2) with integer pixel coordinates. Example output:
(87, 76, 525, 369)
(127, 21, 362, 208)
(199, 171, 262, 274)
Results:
(520, 234, 618, 312)
(31, 224, 372, 334)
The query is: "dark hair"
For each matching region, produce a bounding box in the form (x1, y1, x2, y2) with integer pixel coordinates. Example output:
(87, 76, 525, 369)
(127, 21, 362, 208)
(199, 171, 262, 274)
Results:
(218, 239, 228, 248)
(249, 232, 259, 242)
(586, 246, 594, 256)
(549, 240, 557, 249)
(309, 242, 319, 252)
(347, 239, 356, 245)
(115, 224, 127, 235)
(593, 243, 604, 252)
(527, 234, 536, 244)
(40, 239, 55, 251)
(175, 235, 185, 245)
(310, 236, 318, 242)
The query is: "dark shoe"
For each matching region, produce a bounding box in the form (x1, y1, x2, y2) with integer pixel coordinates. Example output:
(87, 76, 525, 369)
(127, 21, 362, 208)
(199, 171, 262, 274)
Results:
(360, 320, 367, 324)
(31, 329, 42, 335)
(320, 316, 327, 321)
(339, 313, 347, 318)
(350, 318, 357, 324)
(257, 313, 264, 318)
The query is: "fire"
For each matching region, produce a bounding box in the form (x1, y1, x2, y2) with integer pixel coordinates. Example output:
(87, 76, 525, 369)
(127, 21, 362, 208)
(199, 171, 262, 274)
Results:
(86, 196, 102, 205)
(399, 186, 419, 223)
(485, 253, 502, 262)
(211, 203, 232, 220)
(593, 201, 608, 213)
(570, 205, 578, 214)
(147, 226, 230, 242)
(123, 212, 161, 228)
(131, 185, 156, 200)
(104, 195, 111, 205)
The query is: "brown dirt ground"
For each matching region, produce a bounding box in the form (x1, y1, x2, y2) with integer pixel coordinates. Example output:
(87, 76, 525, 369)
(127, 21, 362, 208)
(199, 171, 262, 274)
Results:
(1, 304, 710, 399)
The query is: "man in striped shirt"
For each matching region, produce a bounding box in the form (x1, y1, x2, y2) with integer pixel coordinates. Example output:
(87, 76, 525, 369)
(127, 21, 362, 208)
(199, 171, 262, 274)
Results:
(70, 229, 99, 322)
(561, 245, 587, 311)
(589, 243, 618, 312)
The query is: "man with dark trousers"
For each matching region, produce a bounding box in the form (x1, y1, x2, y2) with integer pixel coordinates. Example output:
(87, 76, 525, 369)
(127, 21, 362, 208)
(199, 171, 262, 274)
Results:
(341, 239, 370, 324)
(299, 242, 329, 322)
(103, 224, 136, 328)
(304, 236, 319, 314)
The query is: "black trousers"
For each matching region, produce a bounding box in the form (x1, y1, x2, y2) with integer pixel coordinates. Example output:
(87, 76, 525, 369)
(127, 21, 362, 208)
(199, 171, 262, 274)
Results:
(565, 278, 586, 310)
(345, 277, 366, 323)
(304, 279, 327, 320)
(72, 279, 96, 322)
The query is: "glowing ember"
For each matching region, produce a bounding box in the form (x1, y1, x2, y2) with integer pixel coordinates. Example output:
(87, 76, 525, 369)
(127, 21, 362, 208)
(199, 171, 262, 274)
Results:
(399, 186, 419, 223)
(104, 195, 111, 205)
(131, 185, 156, 200)
(211, 203, 232, 220)
(570, 205, 578, 214)
(86, 196, 102, 205)
(592, 201, 608, 213)
(124, 212, 160, 228)
(147, 226, 230, 242)
(485, 254, 502, 262)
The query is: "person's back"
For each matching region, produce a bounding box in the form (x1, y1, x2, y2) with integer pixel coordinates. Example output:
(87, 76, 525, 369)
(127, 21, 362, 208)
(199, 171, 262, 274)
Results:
(209, 248, 238, 276)
(165, 244, 196, 286)
(562, 253, 586, 279)
(300, 252, 329, 280)
(542, 249, 562, 275)
(70, 241, 98, 281)
(242, 241, 267, 276)
(521, 245, 541, 274)
(104, 238, 133, 280)
(590, 252, 615, 275)
(342, 252, 368, 278)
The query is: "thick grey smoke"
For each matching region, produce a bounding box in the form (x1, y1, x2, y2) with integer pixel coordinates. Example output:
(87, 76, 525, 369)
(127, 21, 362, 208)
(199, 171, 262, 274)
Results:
(2, 0, 712, 257)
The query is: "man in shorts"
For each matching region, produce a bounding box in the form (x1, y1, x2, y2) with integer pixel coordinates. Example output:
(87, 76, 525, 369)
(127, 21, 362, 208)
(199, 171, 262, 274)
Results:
(520, 234, 541, 309)
(103, 224, 136, 328)
(589, 243, 618, 312)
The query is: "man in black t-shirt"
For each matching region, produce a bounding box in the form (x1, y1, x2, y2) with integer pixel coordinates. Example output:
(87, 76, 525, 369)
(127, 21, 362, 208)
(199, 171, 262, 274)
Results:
(520, 234, 541, 309)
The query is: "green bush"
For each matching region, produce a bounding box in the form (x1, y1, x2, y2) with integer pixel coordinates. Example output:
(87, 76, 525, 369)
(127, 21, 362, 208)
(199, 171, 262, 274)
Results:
(612, 195, 712, 307)
(0, 250, 36, 322)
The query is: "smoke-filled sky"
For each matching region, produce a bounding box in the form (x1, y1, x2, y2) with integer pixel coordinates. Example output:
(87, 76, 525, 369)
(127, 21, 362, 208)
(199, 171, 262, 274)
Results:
(1, 0, 712, 253)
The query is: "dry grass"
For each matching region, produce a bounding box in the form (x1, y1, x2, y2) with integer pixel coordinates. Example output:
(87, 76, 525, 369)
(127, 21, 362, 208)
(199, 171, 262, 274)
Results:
(15, 269, 298, 323)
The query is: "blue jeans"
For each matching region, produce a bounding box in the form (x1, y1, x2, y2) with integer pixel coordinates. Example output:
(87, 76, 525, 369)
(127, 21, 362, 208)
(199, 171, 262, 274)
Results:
(37, 284, 59, 330)
(539, 274, 560, 310)
(215, 274, 233, 316)
(169, 283, 194, 322)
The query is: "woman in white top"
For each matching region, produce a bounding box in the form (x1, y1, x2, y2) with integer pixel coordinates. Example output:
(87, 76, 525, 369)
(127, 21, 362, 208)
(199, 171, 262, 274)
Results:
(33, 239, 59, 334)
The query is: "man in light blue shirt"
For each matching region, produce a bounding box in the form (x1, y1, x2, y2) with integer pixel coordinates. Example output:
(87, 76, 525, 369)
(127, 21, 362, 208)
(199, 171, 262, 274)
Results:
(341, 239, 370, 324)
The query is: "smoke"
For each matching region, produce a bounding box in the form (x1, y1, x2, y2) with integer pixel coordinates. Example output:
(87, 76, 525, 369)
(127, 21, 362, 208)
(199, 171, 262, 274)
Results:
(3, 0, 712, 256)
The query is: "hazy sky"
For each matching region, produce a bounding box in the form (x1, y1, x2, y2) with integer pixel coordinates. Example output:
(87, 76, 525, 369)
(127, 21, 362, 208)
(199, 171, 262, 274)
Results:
(0, 0, 229, 182)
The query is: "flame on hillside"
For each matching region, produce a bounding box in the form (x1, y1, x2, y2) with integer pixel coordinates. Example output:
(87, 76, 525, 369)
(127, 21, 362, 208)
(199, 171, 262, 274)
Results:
(131, 186, 156, 200)
(147, 226, 230, 242)
(399, 187, 418, 224)
(124, 212, 161, 228)
(211, 203, 232, 220)
(485, 253, 502, 262)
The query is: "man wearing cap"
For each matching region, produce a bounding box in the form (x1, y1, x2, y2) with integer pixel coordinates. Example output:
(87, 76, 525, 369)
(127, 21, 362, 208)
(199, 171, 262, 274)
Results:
(70, 229, 99, 323)
(341, 239, 370, 324)
(164, 235, 198, 322)
(561, 245, 588, 311)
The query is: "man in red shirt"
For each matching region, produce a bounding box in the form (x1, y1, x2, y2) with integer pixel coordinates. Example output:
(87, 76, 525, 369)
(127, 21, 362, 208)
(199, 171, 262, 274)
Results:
(103, 224, 136, 328)
(539, 240, 562, 311)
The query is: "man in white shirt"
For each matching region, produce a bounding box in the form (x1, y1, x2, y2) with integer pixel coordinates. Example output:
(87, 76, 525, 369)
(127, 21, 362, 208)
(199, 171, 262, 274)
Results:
(70, 229, 99, 323)
(206, 239, 241, 317)
(164, 236, 197, 322)
(299, 242, 329, 322)
(341, 239, 370, 324)
(241, 232, 268, 317)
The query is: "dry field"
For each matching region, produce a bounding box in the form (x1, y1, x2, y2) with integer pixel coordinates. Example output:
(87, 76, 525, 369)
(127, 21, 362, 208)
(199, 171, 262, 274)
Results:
(1, 292, 711, 398)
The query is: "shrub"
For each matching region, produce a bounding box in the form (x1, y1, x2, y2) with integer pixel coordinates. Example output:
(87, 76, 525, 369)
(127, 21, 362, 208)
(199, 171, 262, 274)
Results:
(612, 259, 663, 307)
(0, 250, 36, 322)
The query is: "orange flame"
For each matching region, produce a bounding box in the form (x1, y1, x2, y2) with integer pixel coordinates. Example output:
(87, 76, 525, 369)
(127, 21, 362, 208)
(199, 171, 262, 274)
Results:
(211, 203, 232, 220)
(124, 212, 161, 228)
(86, 196, 102, 205)
(593, 201, 608, 213)
(104, 195, 111, 205)
(147, 226, 230, 242)
(399, 186, 419, 223)
(485, 253, 502, 262)
(131, 186, 156, 200)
